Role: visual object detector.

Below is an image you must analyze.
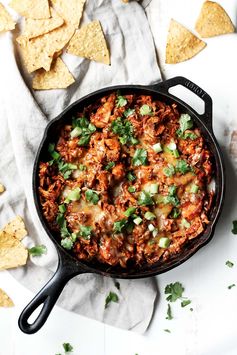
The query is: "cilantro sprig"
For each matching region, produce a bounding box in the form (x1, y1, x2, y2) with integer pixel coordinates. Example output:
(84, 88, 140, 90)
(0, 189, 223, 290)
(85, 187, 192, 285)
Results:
(176, 114, 194, 139)
(105, 291, 119, 308)
(28, 245, 47, 257)
(232, 220, 237, 234)
(111, 117, 138, 145)
(165, 282, 184, 302)
(132, 148, 148, 166)
(71, 117, 96, 146)
(166, 304, 173, 320)
(48, 143, 77, 179)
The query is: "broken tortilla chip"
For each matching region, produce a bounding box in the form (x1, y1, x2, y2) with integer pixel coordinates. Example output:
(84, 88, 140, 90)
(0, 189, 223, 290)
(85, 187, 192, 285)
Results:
(0, 183, 5, 193)
(0, 288, 14, 307)
(51, 0, 85, 28)
(0, 3, 15, 33)
(195, 1, 235, 38)
(33, 57, 75, 90)
(2, 216, 27, 241)
(0, 231, 28, 270)
(9, 0, 50, 19)
(166, 19, 206, 64)
(67, 20, 110, 65)
(17, 22, 75, 72)
(22, 7, 64, 39)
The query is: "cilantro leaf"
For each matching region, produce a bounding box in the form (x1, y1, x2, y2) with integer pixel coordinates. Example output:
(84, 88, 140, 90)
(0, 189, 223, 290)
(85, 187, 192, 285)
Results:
(140, 104, 153, 116)
(111, 117, 137, 145)
(79, 225, 92, 239)
(228, 284, 236, 289)
(166, 303, 173, 320)
(105, 291, 119, 308)
(176, 160, 190, 174)
(28, 245, 47, 257)
(170, 207, 180, 219)
(127, 171, 136, 181)
(165, 282, 184, 302)
(164, 329, 171, 333)
(116, 95, 127, 107)
(71, 117, 96, 146)
(138, 191, 154, 206)
(61, 237, 73, 250)
(85, 189, 100, 205)
(181, 299, 191, 307)
(132, 148, 148, 166)
(63, 343, 73, 353)
(176, 114, 193, 136)
(124, 108, 135, 117)
(114, 219, 127, 233)
(163, 164, 175, 177)
(226, 260, 234, 268)
(115, 281, 120, 290)
(232, 220, 237, 234)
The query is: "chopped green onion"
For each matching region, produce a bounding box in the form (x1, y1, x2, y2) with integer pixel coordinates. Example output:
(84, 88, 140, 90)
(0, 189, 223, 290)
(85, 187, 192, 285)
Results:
(124, 207, 136, 217)
(152, 142, 162, 153)
(226, 260, 234, 268)
(140, 104, 153, 116)
(152, 228, 158, 237)
(176, 160, 190, 174)
(79, 164, 86, 171)
(70, 126, 82, 138)
(127, 171, 136, 181)
(170, 207, 180, 219)
(105, 161, 115, 171)
(190, 184, 199, 193)
(180, 218, 191, 229)
(132, 148, 148, 166)
(158, 237, 170, 248)
(58, 204, 66, 213)
(163, 164, 175, 177)
(144, 183, 159, 195)
(168, 185, 177, 196)
(173, 149, 180, 158)
(124, 108, 135, 117)
(128, 186, 136, 193)
(133, 217, 142, 225)
(148, 223, 155, 232)
(144, 211, 156, 220)
(65, 187, 81, 203)
(167, 142, 177, 151)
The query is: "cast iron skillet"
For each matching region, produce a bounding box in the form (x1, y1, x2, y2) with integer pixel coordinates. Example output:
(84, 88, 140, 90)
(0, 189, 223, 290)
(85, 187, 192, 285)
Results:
(18, 76, 225, 334)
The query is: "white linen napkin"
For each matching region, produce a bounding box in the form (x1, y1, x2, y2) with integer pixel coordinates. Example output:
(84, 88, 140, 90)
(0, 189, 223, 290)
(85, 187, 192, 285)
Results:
(0, 0, 161, 333)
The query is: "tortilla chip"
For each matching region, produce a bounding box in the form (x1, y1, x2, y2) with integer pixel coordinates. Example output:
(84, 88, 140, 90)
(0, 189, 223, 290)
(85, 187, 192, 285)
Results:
(0, 183, 5, 193)
(22, 8, 64, 39)
(195, 1, 235, 38)
(51, 0, 85, 28)
(33, 57, 75, 90)
(2, 216, 27, 241)
(0, 288, 14, 308)
(67, 20, 110, 65)
(0, 231, 28, 270)
(0, 3, 15, 33)
(166, 19, 206, 64)
(9, 0, 50, 19)
(17, 22, 75, 72)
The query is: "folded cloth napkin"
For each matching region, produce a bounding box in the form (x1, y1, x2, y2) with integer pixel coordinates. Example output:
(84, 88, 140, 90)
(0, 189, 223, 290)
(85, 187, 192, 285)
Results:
(0, 0, 161, 333)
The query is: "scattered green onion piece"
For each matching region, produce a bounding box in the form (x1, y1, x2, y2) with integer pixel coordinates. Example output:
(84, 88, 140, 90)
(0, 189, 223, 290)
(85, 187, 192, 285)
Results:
(158, 237, 170, 248)
(124, 207, 136, 218)
(65, 188, 81, 203)
(167, 142, 177, 151)
(152, 142, 162, 153)
(133, 217, 142, 225)
(173, 149, 180, 158)
(152, 228, 158, 237)
(85, 189, 99, 205)
(79, 164, 86, 171)
(58, 204, 66, 213)
(148, 223, 155, 232)
(140, 104, 153, 116)
(138, 191, 154, 206)
(190, 184, 199, 193)
(163, 164, 175, 177)
(128, 186, 136, 193)
(127, 171, 136, 181)
(144, 211, 156, 220)
(70, 126, 82, 138)
(180, 218, 191, 229)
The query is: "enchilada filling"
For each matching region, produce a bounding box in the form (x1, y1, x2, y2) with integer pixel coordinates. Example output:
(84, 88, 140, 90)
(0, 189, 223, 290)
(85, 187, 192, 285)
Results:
(38, 92, 214, 268)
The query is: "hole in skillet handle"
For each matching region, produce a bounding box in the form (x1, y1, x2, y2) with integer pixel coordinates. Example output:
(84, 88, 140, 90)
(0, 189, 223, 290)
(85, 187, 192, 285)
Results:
(18, 254, 85, 334)
(151, 76, 213, 133)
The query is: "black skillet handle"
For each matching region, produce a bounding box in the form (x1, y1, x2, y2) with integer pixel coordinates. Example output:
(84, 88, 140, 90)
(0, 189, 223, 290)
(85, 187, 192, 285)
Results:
(18, 253, 86, 334)
(151, 76, 213, 132)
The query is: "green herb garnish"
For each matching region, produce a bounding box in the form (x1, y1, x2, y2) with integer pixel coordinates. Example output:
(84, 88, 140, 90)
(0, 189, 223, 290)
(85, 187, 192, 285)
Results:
(113, 219, 127, 233)
(127, 171, 136, 181)
(138, 191, 154, 206)
(116, 95, 127, 107)
(124, 108, 135, 117)
(164, 329, 171, 333)
(79, 225, 92, 239)
(79, 164, 86, 171)
(57, 161, 77, 179)
(170, 207, 180, 219)
(232, 220, 237, 234)
(65, 188, 81, 203)
(166, 304, 173, 320)
(85, 189, 100, 205)
(181, 299, 191, 307)
(158, 237, 170, 248)
(111, 117, 137, 145)
(28, 245, 47, 257)
(124, 207, 136, 217)
(228, 284, 236, 289)
(176, 114, 193, 138)
(144, 211, 156, 220)
(165, 282, 184, 302)
(176, 159, 191, 174)
(163, 164, 175, 177)
(71, 116, 96, 146)
(226, 260, 234, 268)
(105, 161, 115, 171)
(128, 186, 136, 193)
(61, 237, 74, 250)
(105, 291, 119, 308)
(140, 104, 153, 116)
(115, 281, 120, 290)
(63, 343, 73, 353)
(132, 148, 148, 166)
(180, 218, 191, 229)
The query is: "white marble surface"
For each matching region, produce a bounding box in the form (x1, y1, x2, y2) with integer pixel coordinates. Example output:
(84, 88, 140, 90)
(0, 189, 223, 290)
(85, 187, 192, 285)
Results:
(1, 0, 237, 354)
